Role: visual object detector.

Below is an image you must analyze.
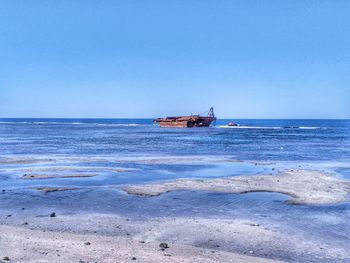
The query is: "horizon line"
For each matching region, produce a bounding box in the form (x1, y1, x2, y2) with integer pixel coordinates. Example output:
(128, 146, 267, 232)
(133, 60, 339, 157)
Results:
(0, 117, 349, 120)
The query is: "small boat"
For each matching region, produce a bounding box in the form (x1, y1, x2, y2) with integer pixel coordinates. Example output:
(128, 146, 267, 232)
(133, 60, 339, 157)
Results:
(155, 107, 216, 128)
(228, 122, 238, 127)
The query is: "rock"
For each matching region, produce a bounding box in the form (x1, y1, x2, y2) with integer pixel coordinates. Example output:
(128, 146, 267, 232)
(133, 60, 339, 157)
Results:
(49, 212, 56, 218)
(84, 242, 91, 246)
(131, 256, 136, 260)
(6, 215, 12, 218)
(159, 243, 169, 250)
(2, 256, 10, 261)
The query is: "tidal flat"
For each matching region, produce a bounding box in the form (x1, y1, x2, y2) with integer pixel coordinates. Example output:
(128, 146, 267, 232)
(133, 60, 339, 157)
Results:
(1, 156, 350, 262)
(124, 169, 350, 205)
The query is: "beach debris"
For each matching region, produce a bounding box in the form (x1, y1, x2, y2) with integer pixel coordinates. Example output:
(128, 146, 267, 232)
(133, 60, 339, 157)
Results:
(6, 215, 12, 218)
(49, 212, 56, 218)
(159, 243, 169, 250)
(84, 242, 91, 246)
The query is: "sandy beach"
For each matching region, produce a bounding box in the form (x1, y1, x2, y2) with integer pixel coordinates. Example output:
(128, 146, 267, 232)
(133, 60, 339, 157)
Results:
(0, 224, 282, 263)
(1, 210, 349, 262)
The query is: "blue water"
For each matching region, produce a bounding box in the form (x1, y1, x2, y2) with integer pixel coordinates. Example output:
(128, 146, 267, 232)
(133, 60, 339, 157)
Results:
(0, 118, 349, 262)
(0, 118, 349, 161)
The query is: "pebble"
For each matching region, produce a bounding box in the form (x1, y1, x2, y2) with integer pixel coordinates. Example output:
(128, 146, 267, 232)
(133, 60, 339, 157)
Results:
(49, 212, 56, 218)
(84, 242, 91, 246)
(159, 243, 169, 250)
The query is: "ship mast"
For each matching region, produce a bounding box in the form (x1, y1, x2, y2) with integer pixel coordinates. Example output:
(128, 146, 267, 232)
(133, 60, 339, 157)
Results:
(207, 107, 215, 118)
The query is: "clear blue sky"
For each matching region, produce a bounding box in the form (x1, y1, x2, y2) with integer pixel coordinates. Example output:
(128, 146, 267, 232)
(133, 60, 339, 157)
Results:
(0, 0, 349, 118)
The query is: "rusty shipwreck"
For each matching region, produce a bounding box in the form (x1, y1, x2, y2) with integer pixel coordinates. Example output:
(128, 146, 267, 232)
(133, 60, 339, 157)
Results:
(155, 107, 216, 128)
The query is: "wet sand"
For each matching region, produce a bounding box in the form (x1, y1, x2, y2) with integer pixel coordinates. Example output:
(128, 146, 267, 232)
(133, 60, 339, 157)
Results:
(16, 166, 138, 173)
(35, 186, 78, 193)
(0, 157, 55, 164)
(21, 173, 98, 180)
(124, 169, 350, 205)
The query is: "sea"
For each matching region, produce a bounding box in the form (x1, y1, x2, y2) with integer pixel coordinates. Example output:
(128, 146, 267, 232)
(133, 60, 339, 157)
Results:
(0, 118, 349, 262)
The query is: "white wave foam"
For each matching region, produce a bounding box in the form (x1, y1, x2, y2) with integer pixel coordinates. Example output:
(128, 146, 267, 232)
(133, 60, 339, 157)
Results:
(217, 125, 282, 129)
(0, 121, 146, 126)
(217, 125, 321, 130)
(298, 126, 321, 130)
(96, 123, 144, 127)
(0, 122, 29, 124)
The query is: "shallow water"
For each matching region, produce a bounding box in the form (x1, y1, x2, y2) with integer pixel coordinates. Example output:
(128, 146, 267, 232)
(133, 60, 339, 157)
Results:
(0, 118, 349, 262)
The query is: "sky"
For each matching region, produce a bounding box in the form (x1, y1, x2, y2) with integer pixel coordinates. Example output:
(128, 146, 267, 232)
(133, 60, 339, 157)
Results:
(0, 0, 349, 119)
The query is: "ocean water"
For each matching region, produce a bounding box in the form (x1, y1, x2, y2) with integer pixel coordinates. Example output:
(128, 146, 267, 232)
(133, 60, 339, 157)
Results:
(0, 118, 350, 262)
(0, 118, 349, 161)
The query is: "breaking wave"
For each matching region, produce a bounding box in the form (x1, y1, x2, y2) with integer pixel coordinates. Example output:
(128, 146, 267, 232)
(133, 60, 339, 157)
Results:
(0, 121, 148, 127)
(217, 125, 321, 130)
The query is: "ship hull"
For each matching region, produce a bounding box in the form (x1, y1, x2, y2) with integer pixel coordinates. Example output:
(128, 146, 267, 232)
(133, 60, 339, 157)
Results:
(156, 116, 216, 128)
